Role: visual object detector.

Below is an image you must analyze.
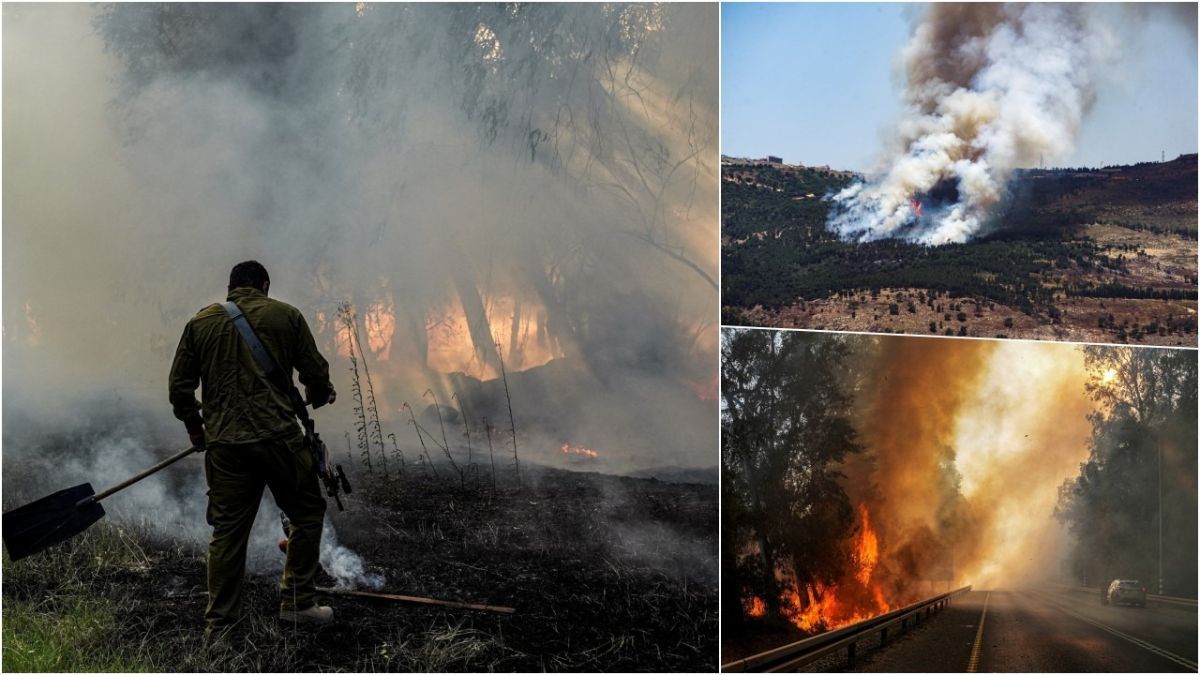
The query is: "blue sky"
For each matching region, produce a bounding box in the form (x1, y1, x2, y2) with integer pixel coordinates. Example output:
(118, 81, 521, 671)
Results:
(722, 3, 1199, 172)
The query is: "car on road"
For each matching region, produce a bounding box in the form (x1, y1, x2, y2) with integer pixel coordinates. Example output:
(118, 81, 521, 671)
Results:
(1102, 579, 1147, 607)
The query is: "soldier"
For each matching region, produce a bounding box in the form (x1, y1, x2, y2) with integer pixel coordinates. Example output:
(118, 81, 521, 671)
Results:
(169, 260, 337, 639)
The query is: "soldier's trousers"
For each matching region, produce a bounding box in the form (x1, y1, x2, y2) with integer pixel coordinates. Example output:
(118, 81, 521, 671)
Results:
(203, 438, 326, 635)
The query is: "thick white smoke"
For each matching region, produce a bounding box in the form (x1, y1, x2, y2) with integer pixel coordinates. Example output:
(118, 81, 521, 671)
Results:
(829, 4, 1115, 244)
(319, 524, 385, 591)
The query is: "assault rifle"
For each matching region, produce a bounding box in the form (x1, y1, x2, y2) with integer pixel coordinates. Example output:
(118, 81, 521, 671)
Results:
(221, 301, 351, 510)
(291, 387, 352, 510)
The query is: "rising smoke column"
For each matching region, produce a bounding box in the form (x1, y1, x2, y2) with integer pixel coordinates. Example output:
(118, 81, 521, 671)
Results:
(843, 337, 1094, 598)
(829, 4, 1111, 244)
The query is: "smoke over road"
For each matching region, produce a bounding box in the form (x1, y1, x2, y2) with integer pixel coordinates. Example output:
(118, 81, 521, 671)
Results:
(3, 2, 717, 512)
(840, 338, 1094, 595)
(827, 3, 1192, 244)
(845, 337, 1094, 597)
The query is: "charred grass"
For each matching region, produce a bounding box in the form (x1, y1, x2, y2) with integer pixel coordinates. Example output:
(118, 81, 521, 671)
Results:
(2, 467, 716, 672)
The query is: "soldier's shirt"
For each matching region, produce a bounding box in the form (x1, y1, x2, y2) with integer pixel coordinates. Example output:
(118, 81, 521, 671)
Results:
(169, 287, 333, 446)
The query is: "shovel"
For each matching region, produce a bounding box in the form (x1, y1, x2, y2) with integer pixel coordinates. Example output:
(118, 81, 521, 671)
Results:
(2, 446, 201, 561)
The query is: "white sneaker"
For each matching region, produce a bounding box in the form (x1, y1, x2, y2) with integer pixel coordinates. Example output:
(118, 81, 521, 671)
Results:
(279, 605, 334, 624)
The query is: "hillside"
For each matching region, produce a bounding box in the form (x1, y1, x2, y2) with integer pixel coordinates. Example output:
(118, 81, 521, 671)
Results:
(721, 155, 1198, 345)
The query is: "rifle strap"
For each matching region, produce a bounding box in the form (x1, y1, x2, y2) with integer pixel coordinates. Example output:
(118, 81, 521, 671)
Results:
(221, 301, 293, 398)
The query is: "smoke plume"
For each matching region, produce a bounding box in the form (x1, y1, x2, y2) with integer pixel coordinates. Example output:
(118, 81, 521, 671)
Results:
(845, 337, 1094, 595)
(3, 3, 717, 502)
(829, 3, 1113, 244)
(319, 525, 386, 591)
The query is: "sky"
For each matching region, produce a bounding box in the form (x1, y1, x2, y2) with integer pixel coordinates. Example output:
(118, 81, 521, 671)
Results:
(722, 3, 1199, 172)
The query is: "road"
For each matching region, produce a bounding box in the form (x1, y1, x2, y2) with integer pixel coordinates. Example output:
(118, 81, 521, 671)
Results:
(819, 587, 1196, 672)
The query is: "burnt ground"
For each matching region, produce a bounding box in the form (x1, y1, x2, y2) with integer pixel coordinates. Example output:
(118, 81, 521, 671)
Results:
(2, 465, 717, 672)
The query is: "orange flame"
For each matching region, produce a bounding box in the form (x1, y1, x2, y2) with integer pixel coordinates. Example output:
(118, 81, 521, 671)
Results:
(427, 295, 560, 378)
(560, 443, 598, 458)
(744, 596, 766, 618)
(853, 503, 879, 585)
(779, 503, 890, 633)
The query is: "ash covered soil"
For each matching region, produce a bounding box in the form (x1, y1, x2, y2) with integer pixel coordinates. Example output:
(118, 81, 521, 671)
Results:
(2, 465, 717, 672)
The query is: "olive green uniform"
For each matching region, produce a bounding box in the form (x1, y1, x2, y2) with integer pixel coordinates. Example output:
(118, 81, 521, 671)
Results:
(169, 287, 333, 634)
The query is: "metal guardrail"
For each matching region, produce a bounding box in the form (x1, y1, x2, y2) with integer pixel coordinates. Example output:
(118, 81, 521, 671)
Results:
(1146, 593, 1198, 608)
(1065, 584, 1198, 609)
(723, 585, 972, 672)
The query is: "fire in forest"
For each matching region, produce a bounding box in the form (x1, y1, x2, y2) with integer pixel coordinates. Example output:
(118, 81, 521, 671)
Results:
(560, 443, 599, 459)
(722, 330, 1118, 638)
(779, 504, 890, 632)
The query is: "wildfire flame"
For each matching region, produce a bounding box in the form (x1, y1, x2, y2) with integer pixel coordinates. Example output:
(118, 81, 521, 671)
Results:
(427, 295, 560, 378)
(560, 443, 598, 459)
(744, 596, 766, 618)
(852, 503, 879, 585)
(772, 503, 891, 632)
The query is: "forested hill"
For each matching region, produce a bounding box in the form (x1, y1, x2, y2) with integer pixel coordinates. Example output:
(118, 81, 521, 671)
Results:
(721, 155, 1198, 333)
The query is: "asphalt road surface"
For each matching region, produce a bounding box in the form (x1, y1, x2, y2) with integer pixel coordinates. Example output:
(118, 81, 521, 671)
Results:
(809, 587, 1197, 672)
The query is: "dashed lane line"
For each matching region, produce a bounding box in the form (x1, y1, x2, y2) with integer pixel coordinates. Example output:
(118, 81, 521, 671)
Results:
(966, 591, 990, 673)
(1042, 595, 1197, 672)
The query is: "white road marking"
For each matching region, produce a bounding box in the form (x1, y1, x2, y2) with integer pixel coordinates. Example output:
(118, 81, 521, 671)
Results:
(1042, 595, 1197, 671)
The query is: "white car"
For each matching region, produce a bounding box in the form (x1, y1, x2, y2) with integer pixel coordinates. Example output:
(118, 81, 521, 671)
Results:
(1102, 579, 1147, 607)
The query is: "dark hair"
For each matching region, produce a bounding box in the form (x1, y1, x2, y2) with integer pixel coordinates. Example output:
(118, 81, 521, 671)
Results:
(228, 260, 270, 292)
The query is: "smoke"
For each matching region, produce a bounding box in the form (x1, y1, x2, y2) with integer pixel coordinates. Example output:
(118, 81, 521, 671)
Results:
(844, 336, 1094, 595)
(319, 525, 386, 591)
(3, 2, 717, 493)
(828, 3, 1115, 244)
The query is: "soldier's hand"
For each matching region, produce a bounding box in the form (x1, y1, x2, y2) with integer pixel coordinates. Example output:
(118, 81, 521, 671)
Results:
(184, 416, 206, 452)
(189, 429, 207, 452)
(308, 385, 336, 409)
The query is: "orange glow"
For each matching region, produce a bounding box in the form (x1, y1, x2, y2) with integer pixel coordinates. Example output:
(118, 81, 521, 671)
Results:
(852, 503, 879, 585)
(426, 295, 560, 378)
(364, 301, 395, 360)
(778, 504, 890, 633)
(744, 596, 766, 618)
(335, 315, 356, 358)
(560, 443, 598, 459)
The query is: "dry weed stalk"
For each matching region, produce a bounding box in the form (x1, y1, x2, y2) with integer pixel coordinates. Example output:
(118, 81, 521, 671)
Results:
(352, 309, 389, 477)
(338, 303, 373, 475)
(403, 402, 439, 480)
(425, 389, 464, 487)
(387, 432, 407, 477)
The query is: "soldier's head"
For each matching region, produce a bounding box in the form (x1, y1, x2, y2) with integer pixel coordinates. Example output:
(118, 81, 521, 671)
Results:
(228, 260, 270, 295)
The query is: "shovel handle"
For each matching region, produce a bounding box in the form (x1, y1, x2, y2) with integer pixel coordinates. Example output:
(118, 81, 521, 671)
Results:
(85, 446, 203, 505)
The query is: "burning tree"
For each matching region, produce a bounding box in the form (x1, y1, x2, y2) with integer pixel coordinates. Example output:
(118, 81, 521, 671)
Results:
(720, 328, 866, 634)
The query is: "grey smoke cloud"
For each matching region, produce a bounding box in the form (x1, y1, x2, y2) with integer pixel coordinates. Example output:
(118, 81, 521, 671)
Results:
(830, 4, 1109, 244)
(827, 3, 1190, 245)
(3, 3, 718, 484)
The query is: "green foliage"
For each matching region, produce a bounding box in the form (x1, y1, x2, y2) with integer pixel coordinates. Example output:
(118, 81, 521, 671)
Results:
(3, 598, 149, 672)
(1055, 347, 1198, 596)
(721, 160, 1196, 320)
(721, 328, 864, 632)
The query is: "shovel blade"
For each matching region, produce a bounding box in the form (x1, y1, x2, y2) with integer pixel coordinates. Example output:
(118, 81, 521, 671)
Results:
(3, 483, 106, 561)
